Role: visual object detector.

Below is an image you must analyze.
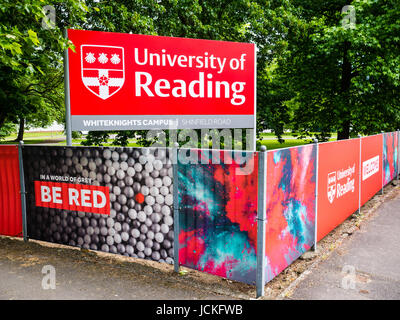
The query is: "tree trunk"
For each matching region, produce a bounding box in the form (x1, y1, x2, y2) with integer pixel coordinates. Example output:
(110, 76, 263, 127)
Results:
(337, 120, 351, 140)
(337, 41, 352, 140)
(0, 112, 6, 131)
(14, 117, 24, 141)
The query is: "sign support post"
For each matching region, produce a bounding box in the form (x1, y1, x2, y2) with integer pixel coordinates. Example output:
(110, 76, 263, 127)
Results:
(18, 141, 28, 242)
(253, 44, 257, 152)
(63, 29, 72, 146)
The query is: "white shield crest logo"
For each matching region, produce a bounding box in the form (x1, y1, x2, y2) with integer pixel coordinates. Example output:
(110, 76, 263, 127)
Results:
(327, 172, 337, 204)
(81, 45, 125, 100)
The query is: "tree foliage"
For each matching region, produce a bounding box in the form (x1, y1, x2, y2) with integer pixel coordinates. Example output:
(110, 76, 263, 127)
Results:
(0, 0, 87, 139)
(1, 1, 399, 144)
(269, 0, 400, 140)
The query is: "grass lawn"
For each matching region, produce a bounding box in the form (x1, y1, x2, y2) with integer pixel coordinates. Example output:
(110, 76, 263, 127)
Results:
(4, 131, 64, 140)
(0, 139, 63, 145)
(1, 132, 336, 150)
(55, 139, 142, 147)
(260, 138, 312, 150)
(1, 131, 65, 145)
(56, 138, 313, 150)
(259, 132, 337, 138)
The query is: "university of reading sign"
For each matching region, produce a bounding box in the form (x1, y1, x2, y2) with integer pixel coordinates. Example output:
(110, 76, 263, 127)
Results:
(66, 29, 256, 131)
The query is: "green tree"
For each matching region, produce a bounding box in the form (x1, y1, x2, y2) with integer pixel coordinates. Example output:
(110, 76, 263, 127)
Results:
(0, 120, 16, 140)
(271, 0, 400, 140)
(0, 1, 88, 140)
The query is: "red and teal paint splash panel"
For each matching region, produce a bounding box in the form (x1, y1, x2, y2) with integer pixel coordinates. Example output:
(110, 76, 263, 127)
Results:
(383, 132, 398, 186)
(265, 144, 317, 283)
(178, 150, 258, 285)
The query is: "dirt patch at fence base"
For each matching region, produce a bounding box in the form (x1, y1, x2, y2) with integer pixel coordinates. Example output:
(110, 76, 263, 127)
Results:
(1, 182, 398, 300)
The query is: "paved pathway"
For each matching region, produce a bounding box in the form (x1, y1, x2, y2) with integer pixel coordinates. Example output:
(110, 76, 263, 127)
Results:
(289, 190, 400, 300)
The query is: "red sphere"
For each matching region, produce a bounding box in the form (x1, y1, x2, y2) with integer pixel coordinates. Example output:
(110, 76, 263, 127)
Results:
(135, 193, 145, 204)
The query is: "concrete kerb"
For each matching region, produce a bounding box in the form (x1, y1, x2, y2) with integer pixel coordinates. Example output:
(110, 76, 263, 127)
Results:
(277, 183, 400, 300)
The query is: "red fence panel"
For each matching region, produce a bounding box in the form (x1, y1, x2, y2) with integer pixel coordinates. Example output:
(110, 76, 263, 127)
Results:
(361, 135, 383, 206)
(317, 139, 360, 241)
(0, 145, 22, 237)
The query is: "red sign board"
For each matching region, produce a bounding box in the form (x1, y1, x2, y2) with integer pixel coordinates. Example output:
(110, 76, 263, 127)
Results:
(317, 139, 360, 241)
(34, 181, 110, 215)
(361, 135, 383, 206)
(66, 29, 256, 131)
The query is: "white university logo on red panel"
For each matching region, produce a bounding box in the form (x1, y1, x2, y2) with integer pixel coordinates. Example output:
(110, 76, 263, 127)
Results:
(81, 45, 125, 100)
(362, 155, 379, 181)
(327, 171, 337, 204)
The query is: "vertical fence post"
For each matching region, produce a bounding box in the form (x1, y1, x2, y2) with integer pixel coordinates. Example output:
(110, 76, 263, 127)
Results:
(256, 146, 267, 298)
(358, 135, 362, 215)
(172, 142, 180, 273)
(313, 139, 319, 251)
(381, 131, 384, 195)
(17, 141, 28, 242)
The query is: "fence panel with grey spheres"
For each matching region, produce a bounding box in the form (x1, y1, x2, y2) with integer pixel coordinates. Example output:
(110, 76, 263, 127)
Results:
(22, 146, 175, 264)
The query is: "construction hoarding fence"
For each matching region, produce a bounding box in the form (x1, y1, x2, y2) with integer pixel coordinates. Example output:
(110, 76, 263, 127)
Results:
(0, 131, 399, 296)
